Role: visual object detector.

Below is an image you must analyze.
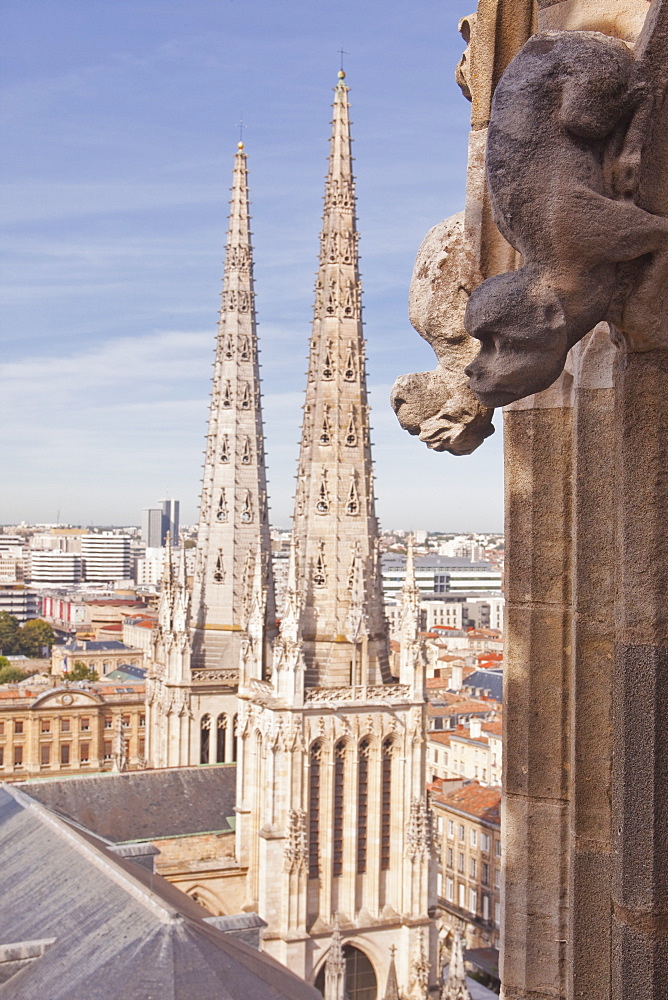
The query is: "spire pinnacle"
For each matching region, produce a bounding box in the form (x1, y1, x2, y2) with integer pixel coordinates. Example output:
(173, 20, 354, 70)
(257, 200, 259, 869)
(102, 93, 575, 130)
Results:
(289, 72, 390, 688)
(190, 144, 276, 673)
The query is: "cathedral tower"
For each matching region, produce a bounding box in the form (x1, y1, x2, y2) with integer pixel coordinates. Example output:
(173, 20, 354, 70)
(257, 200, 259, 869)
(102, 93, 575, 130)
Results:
(147, 143, 275, 768)
(292, 70, 390, 688)
(236, 73, 436, 999)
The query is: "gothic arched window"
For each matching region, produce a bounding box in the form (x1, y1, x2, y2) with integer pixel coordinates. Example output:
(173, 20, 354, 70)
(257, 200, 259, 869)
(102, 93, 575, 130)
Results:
(216, 714, 227, 763)
(333, 741, 346, 878)
(346, 476, 360, 516)
(224, 334, 234, 359)
(326, 282, 337, 316)
(220, 435, 230, 463)
(223, 381, 232, 407)
(381, 738, 393, 870)
(239, 335, 250, 360)
(316, 472, 329, 514)
(308, 742, 322, 879)
(313, 544, 327, 587)
(240, 383, 251, 409)
(342, 231, 353, 265)
(345, 408, 357, 447)
(314, 946, 377, 1000)
(241, 491, 253, 523)
(344, 343, 356, 380)
(322, 342, 335, 379)
(241, 437, 252, 464)
(216, 490, 227, 522)
(213, 550, 224, 583)
(357, 739, 370, 873)
(320, 406, 332, 445)
(200, 715, 211, 765)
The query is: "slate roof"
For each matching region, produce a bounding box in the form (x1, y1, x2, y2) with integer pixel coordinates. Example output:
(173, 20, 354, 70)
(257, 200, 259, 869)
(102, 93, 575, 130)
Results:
(462, 668, 504, 703)
(18, 764, 237, 842)
(0, 784, 321, 1000)
(64, 640, 130, 651)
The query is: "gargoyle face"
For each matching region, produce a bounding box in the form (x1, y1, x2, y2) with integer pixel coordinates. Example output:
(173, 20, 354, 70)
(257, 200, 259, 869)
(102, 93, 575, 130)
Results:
(390, 370, 493, 456)
(464, 272, 569, 407)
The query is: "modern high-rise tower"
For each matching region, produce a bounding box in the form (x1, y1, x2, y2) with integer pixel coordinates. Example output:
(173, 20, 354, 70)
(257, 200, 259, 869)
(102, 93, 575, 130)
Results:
(147, 142, 276, 768)
(236, 72, 436, 999)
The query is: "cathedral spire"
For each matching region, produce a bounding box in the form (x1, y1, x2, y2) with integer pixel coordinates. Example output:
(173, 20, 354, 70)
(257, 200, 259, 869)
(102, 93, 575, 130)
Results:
(441, 933, 472, 1000)
(191, 142, 276, 674)
(399, 533, 425, 690)
(291, 70, 390, 687)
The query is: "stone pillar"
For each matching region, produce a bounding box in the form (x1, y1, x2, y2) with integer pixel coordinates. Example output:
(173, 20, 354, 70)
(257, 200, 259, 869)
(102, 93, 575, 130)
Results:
(501, 377, 574, 999)
(611, 346, 668, 998)
(566, 329, 616, 1000)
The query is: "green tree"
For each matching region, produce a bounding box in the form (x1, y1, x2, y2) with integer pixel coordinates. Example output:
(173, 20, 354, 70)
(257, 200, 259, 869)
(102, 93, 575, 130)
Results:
(0, 663, 27, 684)
(68, 660, 99, 682)
(17, 619, 55, 657)
(0, 612, 20, 655)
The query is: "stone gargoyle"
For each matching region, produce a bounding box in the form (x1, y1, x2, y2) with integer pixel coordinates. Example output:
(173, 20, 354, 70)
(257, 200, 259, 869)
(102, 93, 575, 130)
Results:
(464, 18, 668, 407)
(390, 213, 495, 456)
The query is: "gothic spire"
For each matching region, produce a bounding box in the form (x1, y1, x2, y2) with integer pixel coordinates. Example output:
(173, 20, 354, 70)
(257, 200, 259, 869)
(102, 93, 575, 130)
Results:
(191, 142, 276, 674)
(383, 946, 401, 1000)
(441, 933, 472, 1000)
(291, 70, 390, 687)
(399, 533, 425, 694)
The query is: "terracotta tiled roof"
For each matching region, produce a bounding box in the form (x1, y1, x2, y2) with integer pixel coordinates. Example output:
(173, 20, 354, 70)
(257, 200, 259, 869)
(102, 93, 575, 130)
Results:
(428, 732, 452, 746)
(432, 780, 501, 824)
(427, 700, 497, 717)
(482, 721, 503, 737)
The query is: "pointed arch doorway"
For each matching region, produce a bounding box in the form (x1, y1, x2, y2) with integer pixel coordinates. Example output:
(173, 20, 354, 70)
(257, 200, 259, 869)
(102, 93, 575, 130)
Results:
(314, 943, 377, 1000)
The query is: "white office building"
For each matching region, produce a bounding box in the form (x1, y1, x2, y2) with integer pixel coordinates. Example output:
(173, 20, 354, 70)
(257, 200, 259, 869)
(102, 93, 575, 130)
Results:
(81, 534, 131, 583)
(29, 551, 84, 587)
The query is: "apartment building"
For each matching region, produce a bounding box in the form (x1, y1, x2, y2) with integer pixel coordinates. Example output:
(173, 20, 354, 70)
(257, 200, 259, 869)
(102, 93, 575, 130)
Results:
(432, 780, 502, 950)
(427, 719, 502, 786)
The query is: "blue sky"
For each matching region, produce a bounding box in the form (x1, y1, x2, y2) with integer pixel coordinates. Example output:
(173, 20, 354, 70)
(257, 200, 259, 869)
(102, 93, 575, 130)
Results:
(1, 0, 503, 531)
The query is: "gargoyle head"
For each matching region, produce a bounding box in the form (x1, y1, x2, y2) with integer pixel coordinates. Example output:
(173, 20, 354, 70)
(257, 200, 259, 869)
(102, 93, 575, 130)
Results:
(464, 270, 569, 407)
(391, 369, 494, 456)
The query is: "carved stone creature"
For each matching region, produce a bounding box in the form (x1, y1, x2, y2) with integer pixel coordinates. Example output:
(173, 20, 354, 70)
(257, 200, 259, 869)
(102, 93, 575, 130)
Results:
(464, 28, 668, 407)
(390, 213, 494, 455)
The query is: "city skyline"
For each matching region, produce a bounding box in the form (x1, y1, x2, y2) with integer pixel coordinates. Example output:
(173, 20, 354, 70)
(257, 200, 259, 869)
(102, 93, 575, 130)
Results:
(1, 0, 503, 530)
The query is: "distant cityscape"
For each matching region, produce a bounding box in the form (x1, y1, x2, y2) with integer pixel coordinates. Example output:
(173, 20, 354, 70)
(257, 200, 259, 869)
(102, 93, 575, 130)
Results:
(0, 516, 504, 636)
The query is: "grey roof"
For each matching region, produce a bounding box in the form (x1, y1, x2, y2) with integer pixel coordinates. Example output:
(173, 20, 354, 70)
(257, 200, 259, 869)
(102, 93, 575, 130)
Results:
(462, 668, 504, 703)
(0, 784, 321, 1000)
(105, 664, 147, 680)
(382, 554, 493, 570)
(64, 640, 129, 651)
(18, 764, 237, 842)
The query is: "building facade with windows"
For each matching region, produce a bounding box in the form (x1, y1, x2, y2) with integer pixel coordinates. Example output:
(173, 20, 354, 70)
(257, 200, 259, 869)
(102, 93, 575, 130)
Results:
(431, 781, 501, 951)
(51, 639, 144, 678)
(81, 533, 132, 583)
(0, 682, 146, 778)
(427, 719, 503, 786)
